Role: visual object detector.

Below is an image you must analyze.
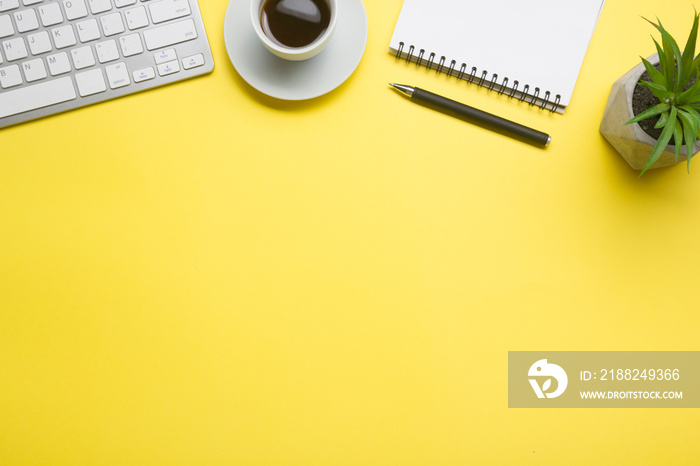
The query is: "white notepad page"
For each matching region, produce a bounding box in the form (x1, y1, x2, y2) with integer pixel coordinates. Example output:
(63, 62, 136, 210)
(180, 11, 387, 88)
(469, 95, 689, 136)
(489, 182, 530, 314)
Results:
(389, 0, 606, 113)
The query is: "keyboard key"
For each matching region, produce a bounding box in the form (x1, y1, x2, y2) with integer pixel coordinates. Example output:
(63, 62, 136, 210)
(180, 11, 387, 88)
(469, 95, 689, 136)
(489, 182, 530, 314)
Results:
(153, 47, 175, 64)
(115, 0, 136, 7)
(76, 18, 100, 42)
(182, 53, 203, 70)
(100, 12, 124, 36)
(74, 67, 105, 96)
(21, 57, 46, 81)
(23, 0, 43, 5)
(63, 0, 89, 21)
(118, 32, 142, 56)
(132, 66, 154, 82)
(2, 36, 28, 60)
(148, 0, 190, 24)
(156, 58, 178, 76)
(70, 44, 94, 69)
(0, 14, 15, 38)
(88, 0, 111, 15)
(47, 51, 71, 75)
(14, 8, 39, 32)
(0, 76, 77, 118)
(0, 0, 20, 13)
(124, 5, 148, 30)
(105, 61, 129, 88)
(143, 18, 196, 51)
(52, 25, 78, 49)
(38, 2, 63, 27)
(0, 63, 22, 87)
(95, 38, 119, 62)
(28, 30, 52, 54)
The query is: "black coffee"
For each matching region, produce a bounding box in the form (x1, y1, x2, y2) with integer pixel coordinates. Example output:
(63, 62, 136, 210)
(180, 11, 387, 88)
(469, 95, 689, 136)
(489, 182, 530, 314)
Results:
(260, 0, 332, 48)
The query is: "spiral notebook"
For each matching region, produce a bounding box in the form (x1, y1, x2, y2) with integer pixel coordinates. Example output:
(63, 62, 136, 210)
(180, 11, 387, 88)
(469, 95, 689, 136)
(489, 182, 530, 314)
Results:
(389, 0, 606, 113)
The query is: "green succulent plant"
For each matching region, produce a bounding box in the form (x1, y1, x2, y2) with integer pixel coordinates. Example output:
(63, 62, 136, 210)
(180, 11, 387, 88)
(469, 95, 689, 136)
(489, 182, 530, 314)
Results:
(626, 11, 700, 176)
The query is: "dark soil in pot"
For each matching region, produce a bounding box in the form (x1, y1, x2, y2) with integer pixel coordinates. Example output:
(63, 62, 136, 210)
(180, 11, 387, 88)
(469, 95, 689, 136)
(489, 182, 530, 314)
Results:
(632, 68, 697, 145)
(631, 70, 667, 142)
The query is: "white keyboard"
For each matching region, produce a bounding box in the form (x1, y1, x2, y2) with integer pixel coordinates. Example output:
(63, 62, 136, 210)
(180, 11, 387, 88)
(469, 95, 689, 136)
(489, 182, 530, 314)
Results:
(0, 0, 213, 129)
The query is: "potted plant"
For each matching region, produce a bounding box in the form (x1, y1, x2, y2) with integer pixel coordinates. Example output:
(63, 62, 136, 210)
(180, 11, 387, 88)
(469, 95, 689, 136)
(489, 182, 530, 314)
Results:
(600, 11, 700, 176)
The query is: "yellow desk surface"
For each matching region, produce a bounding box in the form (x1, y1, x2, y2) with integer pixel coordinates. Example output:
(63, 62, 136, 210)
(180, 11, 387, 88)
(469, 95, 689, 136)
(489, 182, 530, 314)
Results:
(2, 0, 698, 463)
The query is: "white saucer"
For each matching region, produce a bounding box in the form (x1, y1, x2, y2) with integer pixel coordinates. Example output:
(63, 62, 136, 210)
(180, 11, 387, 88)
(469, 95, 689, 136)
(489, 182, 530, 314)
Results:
(223, 0, 368, 100)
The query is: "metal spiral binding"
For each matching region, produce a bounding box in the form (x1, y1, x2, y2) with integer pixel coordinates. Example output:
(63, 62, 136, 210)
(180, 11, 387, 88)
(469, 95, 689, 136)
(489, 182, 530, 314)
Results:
(395, 42, 562, 113)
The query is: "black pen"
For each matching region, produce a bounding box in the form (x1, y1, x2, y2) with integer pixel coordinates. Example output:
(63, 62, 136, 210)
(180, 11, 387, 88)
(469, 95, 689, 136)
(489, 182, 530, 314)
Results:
(389, 84, 551, 147)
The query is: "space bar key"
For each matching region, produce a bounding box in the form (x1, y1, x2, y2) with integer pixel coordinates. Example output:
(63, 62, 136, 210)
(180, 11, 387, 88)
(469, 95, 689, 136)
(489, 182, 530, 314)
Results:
(0, 77, 77, 119)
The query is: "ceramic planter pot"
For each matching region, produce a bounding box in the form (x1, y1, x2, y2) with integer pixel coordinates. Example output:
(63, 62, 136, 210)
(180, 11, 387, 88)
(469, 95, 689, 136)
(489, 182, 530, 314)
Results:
(600, 53, 700, 171)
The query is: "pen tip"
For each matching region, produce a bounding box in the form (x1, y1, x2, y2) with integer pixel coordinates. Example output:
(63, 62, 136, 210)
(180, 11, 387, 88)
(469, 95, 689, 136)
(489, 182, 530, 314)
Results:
(388, 83, 414, 96)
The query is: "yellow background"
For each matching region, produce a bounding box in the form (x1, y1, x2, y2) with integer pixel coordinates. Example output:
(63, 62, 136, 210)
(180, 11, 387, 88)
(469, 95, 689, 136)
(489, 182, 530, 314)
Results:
(1, 0, 699, 463)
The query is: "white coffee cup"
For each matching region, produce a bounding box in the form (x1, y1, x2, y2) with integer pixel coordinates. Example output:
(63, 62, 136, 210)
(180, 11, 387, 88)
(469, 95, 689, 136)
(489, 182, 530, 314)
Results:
(251, 0, 338, 61)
